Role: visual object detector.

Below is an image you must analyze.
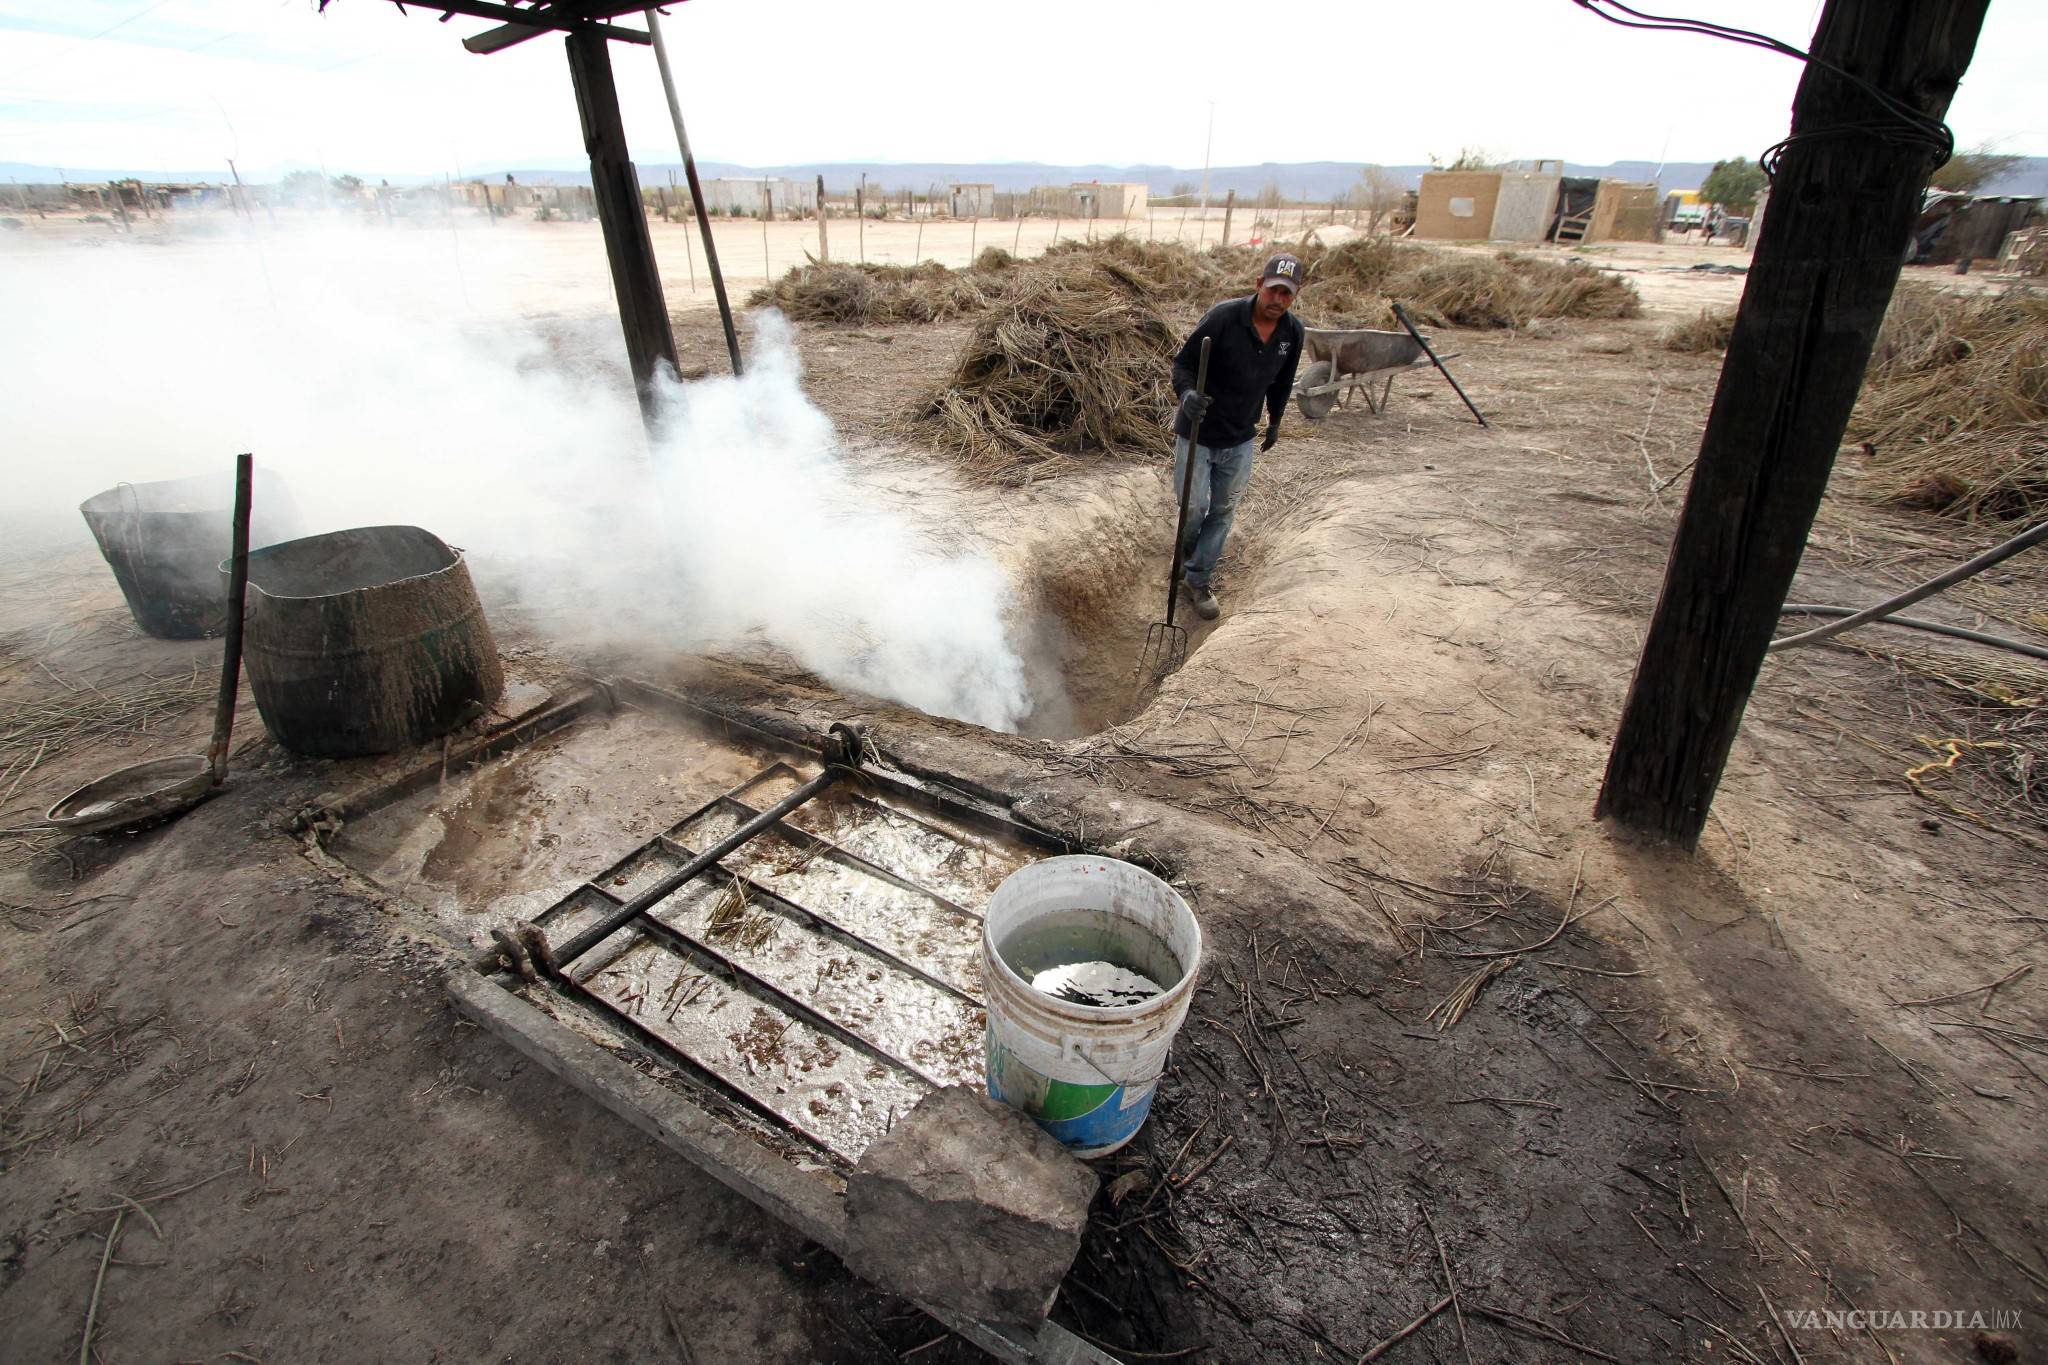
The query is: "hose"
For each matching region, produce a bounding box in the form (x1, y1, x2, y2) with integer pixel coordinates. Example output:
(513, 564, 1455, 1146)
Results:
(1767, 518, 2048, 656)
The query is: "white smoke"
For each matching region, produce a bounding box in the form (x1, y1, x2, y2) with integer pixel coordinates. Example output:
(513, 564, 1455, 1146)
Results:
(647, 314, 1032, 730)
(0, 219, 1038, 732)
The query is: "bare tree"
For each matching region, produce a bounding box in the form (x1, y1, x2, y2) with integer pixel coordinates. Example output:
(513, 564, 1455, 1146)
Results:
(1930, 141, 2024, 194)
(1431, 147, 1503, 172)
(1354, 165, 1403, 233)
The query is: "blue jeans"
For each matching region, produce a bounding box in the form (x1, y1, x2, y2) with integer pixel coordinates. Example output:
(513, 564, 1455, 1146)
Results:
(1171, 435, 1256, 588)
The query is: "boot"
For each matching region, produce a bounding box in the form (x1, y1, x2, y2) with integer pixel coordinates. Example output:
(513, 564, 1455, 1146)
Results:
(1182, 580, 1220, 621)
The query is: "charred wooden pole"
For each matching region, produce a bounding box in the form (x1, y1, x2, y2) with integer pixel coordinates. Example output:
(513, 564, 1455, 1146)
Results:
(565, 25, 680, 425)
(1596, 0, 1987, 847)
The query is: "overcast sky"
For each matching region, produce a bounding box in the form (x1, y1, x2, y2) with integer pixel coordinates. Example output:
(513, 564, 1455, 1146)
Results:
(1, 0, 2040, 179)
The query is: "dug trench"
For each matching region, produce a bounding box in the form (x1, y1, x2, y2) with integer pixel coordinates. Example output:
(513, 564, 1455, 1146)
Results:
(2, 298, 2043, 1363)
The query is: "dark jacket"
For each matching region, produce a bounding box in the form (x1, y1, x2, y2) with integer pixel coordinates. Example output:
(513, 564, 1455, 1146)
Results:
(1171, 297, 1305, 447)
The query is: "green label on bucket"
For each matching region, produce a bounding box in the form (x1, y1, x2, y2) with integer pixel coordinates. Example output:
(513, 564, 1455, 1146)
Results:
(986, 1031, 1154, 1152)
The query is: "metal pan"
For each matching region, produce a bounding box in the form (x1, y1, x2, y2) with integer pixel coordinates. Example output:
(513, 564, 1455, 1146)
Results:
(45, 454, 254, 836)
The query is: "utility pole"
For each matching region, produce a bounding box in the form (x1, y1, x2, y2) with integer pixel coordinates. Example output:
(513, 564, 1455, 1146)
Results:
(1597, 0, 1988, 846)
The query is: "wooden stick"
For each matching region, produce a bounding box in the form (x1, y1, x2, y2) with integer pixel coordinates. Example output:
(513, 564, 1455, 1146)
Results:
(1421, 1204, 1473, 1365)
(1754, 1280, 1804, 1365)
(1355, 1295, 1454, 1364)
(1468, 1303, 1621, 1363)
(79, 1210, 124, 1365)
(1893, 963, 2031, 1010)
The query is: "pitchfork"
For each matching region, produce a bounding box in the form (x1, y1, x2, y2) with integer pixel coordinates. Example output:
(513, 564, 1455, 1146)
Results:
(1136, 336, 1211, 687)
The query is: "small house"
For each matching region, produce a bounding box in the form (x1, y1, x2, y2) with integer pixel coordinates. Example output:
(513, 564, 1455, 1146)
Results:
(947, 183, 995, 217)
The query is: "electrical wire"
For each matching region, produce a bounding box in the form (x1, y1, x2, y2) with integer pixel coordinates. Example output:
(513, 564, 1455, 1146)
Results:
(1569, 0, 1953, 177)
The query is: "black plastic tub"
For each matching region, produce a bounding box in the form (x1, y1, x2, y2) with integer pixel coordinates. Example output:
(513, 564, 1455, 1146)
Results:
(239, 525, 504, 758)
(80, 470, 299, 639)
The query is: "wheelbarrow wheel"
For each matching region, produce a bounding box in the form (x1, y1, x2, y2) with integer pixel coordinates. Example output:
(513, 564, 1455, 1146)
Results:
(1295, 361, 1338, 421)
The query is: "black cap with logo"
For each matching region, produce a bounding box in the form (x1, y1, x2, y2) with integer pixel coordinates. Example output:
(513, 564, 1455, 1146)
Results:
(1261, 253, 1305, 293)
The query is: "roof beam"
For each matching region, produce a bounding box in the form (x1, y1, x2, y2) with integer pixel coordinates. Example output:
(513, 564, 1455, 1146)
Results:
(390, 2, 650, 48)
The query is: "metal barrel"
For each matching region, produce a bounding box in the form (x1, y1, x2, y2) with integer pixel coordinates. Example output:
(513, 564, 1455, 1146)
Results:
(80, 470, 299, 639)
(237, 525, 503, 758)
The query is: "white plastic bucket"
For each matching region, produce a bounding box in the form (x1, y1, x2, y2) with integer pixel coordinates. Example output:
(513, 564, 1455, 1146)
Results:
(981, 856, 1202, 1157)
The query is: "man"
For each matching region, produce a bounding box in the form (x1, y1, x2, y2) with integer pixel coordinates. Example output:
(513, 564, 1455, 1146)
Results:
(1168, 253, 1306, 620)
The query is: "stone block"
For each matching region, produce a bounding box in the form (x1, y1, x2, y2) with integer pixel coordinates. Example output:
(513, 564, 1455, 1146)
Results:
(844, 1085, 1098, 1325)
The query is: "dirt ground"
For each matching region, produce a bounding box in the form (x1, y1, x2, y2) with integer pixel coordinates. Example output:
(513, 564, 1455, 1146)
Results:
(3, 208, 2044, 1364)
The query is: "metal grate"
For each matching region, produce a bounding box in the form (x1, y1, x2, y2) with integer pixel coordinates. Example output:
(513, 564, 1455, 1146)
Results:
(524, 758, 1032, 1164)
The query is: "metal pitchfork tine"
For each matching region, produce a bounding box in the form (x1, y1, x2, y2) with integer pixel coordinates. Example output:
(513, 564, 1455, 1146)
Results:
(1137, 336, 1211, 688)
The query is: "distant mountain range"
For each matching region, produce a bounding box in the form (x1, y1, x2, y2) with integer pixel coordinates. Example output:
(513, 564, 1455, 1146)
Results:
(6, 157, 2045, 200)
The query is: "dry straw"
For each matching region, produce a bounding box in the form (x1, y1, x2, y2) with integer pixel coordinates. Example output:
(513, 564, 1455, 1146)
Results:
(912, 254, 1180, 484)
(1661, 307, 1736, 353)
(889, 236, 1643, 482)
(747, 259, 1005, 325)
(752, 235, 1645, 483)
(1854, 287, 2048, 522)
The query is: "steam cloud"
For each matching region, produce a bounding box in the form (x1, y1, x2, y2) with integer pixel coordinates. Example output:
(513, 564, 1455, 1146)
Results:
(0, 222, 1038, 732)
(647, 314, 1033, 730)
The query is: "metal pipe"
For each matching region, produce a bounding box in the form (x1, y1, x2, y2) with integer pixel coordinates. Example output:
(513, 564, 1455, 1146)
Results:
(646, 7, 743, 377)
(1391, 303, 1488, 427)
(1777, 604, 2048, 662)
(1768, 518, 2048, 652)
(543, 767, 841, 971)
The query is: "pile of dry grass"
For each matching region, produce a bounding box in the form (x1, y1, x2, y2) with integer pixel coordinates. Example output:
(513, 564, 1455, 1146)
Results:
(903, 234, 1645, 481)
(1040, 236, 1259, 315)
(1402, 252, 1641, 328)
(747, 260, 1002, 325)
(1857, 288, 2048, 521)
(1288, 238, 1640, 329)
(911, 255, 1179, 483)
(758, 235, 1641, 338)
(1662, 308, 1736, 352)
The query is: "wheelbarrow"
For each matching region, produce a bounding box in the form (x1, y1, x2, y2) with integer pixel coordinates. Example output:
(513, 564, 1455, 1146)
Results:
(1293, 327, 1431, 420)
(1292, 305, 1486, 426)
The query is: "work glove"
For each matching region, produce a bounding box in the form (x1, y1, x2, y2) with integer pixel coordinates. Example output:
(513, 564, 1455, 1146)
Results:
(1260, 421, 1280, 453)
(1177, 391, 1211, 429)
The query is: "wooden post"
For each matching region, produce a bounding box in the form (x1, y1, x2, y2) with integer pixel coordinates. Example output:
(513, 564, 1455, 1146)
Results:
(856, 174, 865, 264)
(680, 197, 697, 291)
(1596, 0, 1988, 846)
(645, 7, 739, 374)
(969, 210, 977, 265)
(1220, 188, 1235, 248)
(564, 26, 680, 423)
(761, 182, 772, 281)
(655, 185, 671, 222)
(816, 174, 829, 263)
